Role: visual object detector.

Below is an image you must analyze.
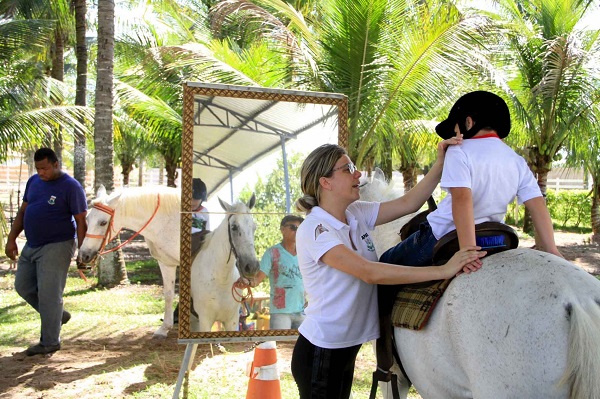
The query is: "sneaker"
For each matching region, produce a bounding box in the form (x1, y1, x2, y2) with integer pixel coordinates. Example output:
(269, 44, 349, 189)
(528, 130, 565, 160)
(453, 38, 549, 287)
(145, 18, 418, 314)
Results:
(26, 343, 61, 356)
(61, 310, 71, 325)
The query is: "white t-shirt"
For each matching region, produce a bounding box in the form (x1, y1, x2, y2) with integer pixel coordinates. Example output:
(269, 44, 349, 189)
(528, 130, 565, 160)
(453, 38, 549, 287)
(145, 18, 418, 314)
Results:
(296, 201, 380, 349)
(192, 206, 210, 233)
(427, 137, 542, 239)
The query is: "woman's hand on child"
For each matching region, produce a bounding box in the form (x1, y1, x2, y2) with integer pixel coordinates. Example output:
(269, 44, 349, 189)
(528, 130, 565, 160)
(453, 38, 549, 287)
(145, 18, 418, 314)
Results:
(442, 246, 485, 278)
(436, 134, 463, 161)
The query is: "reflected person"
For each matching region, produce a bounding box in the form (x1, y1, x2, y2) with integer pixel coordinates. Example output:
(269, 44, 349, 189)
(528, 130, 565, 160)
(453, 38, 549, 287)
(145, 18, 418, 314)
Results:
(174, 177, 210, 324)
(251, 215, 306, 330)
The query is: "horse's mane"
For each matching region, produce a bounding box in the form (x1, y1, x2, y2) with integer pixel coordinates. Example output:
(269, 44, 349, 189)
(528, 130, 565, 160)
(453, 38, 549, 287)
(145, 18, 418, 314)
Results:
(96, 186, 181, 217)
(359, 168, 404, 202)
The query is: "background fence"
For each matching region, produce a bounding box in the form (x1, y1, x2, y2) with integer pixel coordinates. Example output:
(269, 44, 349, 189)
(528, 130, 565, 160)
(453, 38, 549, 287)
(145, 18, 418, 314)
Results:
(0, 162, 181, 230)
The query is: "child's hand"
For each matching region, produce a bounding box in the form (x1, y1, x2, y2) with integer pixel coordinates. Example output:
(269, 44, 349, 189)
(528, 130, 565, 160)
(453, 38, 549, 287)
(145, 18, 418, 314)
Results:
(460, 260, 483, 275)
(441, 246, 485, 278)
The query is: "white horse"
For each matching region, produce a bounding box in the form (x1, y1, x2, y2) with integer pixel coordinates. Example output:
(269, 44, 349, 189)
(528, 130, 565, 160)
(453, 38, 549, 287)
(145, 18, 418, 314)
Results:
(359, 168, 412, 254)
(78, 186, 260, 338)
(190, 195, 260, 332)
(360, 174, 600, 399)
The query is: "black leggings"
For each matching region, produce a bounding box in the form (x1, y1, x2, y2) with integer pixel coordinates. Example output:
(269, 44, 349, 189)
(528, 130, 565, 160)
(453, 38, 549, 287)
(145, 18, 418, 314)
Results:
(291, 333, 362, 399)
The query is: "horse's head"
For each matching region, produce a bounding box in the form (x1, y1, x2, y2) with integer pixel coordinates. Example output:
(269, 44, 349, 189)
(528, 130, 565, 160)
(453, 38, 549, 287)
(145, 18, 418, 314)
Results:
(78, 185, 122, 264)
(218, 193, 260, 279)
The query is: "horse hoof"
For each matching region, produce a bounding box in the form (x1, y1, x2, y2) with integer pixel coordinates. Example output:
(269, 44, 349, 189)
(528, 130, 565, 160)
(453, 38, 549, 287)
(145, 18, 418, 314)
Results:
(152, 332, 168, 340)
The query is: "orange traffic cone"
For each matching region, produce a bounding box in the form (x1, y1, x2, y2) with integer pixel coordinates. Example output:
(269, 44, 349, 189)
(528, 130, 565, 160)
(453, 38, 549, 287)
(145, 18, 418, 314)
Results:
(246, 341, 282, 399)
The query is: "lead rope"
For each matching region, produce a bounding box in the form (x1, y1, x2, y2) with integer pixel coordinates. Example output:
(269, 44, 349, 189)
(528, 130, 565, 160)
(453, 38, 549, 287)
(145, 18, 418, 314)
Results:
(78, 194, 161, 280)
(98, 194, 161, 255)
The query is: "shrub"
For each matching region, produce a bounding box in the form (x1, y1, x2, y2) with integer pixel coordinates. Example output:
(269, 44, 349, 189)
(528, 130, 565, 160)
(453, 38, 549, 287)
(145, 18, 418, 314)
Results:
(506, 190, 592, 231)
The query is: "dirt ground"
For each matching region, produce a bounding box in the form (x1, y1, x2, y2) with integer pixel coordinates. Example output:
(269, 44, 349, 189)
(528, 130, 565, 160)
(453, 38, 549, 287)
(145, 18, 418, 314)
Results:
(0, 231, 598, 399)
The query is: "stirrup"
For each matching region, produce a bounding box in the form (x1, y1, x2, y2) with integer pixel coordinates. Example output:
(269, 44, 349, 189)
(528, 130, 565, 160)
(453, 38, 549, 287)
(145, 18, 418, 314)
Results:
(369, 367, 401, 399)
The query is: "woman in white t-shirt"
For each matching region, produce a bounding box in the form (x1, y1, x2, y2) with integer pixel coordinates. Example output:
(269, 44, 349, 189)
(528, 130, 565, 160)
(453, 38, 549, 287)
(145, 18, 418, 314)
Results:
(292, 143, 486, 399)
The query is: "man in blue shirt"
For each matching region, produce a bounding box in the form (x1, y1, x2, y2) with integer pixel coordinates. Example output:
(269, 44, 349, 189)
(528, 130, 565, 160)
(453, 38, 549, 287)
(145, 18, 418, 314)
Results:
(252, 215, 306, 330)
(5, 148, 88, 356)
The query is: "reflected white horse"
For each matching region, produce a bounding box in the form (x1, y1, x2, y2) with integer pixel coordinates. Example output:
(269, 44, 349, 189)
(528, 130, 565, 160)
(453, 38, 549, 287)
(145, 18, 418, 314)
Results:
(360, 173, 600, 399)
(190, 195, 260, 332)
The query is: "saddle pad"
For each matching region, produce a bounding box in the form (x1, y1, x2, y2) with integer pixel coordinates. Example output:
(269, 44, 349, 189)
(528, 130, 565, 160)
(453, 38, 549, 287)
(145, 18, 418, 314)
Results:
(391, 278, 452, 330)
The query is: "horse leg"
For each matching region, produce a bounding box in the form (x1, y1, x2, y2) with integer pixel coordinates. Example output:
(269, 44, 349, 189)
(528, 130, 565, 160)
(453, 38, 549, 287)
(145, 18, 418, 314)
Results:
(153, 262, 176, 339)
(223, 311, 239, 332)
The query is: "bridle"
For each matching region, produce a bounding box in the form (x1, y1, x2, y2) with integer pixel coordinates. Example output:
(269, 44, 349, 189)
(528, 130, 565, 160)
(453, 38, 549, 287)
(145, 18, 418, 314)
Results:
(85, 194, 161, 257)
(226, 213, 253, 303)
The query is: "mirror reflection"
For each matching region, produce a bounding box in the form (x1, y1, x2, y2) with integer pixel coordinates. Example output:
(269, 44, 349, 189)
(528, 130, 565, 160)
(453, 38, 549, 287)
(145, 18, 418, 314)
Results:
(180, 83, 347, 340)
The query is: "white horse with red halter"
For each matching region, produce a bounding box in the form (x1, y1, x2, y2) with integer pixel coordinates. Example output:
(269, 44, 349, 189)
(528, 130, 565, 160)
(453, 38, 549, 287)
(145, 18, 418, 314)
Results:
(358, 173, 600, 399)
(79, 185, 181, 338)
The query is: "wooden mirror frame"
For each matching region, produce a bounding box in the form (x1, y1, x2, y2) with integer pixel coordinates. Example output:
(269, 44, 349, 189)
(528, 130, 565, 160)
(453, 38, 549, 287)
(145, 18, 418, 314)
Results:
(180, 82, 348, 341)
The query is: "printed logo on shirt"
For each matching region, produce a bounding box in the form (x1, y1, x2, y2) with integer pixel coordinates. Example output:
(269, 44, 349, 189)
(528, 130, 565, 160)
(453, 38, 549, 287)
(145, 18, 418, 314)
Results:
(315, 224, 329, 239)
(361, 232, 376, 252)
(48, 195, 56, 205)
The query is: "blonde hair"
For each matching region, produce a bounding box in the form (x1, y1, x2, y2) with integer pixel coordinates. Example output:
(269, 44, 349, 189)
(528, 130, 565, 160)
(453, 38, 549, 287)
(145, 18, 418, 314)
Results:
(296, 144, 347, 212)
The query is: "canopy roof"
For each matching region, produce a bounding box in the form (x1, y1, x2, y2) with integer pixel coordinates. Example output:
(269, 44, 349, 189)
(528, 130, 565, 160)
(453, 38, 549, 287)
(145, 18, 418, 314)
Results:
(188, 83, 345, 199)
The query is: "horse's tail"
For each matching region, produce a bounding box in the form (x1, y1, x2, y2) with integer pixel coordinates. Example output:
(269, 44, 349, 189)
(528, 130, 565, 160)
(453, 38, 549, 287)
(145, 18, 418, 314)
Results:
(559, 300, 600, 399)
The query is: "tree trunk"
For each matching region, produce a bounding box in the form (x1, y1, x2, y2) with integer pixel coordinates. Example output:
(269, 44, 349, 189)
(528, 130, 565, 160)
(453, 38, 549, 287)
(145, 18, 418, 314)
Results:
(94, 0, 115, 193)
(95, 0, 125, 286)
(592, 179, 600, 244)
(401, 165, 417, 193)
(138, 158, 144, 186)
(165, 156, 178, 187)
(51, 30, 65, 163)
(97, 237, 129, 287)
(122, 162, 134, 186)
(73, 0, 88, 187)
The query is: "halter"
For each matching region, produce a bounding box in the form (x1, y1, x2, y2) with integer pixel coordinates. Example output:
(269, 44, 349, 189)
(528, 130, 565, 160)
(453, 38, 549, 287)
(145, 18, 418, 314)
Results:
(85, 194, 161, 257)
(226, 213, 253, 303)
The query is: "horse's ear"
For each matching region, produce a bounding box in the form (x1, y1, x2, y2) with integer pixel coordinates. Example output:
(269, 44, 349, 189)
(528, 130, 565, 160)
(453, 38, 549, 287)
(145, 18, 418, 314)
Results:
(373, 167, 386, 183)
(247, 193, 256, 210)
(96, 184, 107, 198)
(218, 197, 231, 212)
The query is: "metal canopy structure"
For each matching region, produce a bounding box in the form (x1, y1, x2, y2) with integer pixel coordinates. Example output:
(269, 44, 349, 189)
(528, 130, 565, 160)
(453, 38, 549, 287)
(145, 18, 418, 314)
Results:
(189, 83, 344, 208)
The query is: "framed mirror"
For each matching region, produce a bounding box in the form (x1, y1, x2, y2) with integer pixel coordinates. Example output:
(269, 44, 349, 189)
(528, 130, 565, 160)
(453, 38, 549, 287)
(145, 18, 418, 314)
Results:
(180, 82, 348, 341)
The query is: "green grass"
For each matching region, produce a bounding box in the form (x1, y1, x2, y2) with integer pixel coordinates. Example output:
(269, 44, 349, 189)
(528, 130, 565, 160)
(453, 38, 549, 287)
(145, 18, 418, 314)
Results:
(0, 265, 166, 350)
(1, 259, 422, 398)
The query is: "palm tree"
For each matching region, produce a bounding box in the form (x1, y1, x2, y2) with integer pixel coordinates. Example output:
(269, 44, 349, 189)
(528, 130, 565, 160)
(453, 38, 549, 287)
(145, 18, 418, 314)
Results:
(94, 0, 115, 194)
(95, 0, 128, 287)
(486, 0, 600, 231)
(73, 0, 88, 186)
(0, 0, 76, 161)
(113, 112, 157, 186)
(211, 0, 492, 187)
(566, 105, 600, 243)
(0, 18, 92, 160)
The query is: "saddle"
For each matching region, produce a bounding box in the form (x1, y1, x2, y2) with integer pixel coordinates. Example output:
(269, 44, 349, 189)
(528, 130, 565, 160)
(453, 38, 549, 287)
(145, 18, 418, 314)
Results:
(372, 215, 519, 399)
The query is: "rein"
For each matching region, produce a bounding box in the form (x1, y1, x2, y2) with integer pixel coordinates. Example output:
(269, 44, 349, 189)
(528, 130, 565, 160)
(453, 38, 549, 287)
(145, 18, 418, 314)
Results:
(225, 213, 253, 303)
(86, 194, 161, 256)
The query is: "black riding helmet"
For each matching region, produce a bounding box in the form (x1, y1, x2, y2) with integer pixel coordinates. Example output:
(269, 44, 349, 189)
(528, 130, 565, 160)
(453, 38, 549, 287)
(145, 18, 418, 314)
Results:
(192, 178, 207, 202)
(435, 91, 511, 140)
